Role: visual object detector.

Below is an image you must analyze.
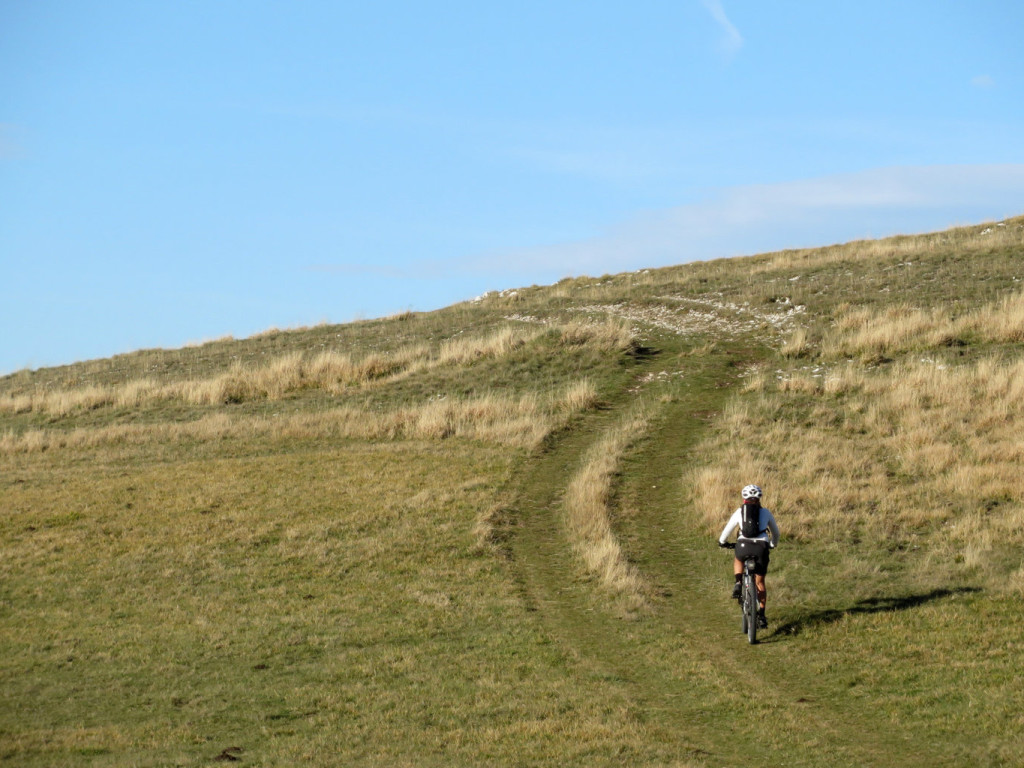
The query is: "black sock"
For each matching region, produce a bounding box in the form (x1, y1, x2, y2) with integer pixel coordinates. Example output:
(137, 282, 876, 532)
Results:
(734, 574, 742, 583)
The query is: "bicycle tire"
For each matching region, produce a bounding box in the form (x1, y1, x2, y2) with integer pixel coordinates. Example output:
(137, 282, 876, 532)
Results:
(745, 571, 758, 644)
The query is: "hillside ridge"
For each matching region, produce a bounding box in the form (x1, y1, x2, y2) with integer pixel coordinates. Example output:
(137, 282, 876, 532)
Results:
(2, 215, 1023, 766)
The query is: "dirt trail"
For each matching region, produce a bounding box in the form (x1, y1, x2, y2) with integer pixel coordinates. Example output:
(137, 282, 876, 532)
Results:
(506, 339, 942, 767)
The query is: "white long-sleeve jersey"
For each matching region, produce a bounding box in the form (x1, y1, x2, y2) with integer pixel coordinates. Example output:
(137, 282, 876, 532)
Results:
(718, 506, 780, 547)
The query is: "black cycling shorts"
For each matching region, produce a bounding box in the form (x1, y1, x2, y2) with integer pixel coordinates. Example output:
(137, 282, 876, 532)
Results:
(734, 540, 770, 575)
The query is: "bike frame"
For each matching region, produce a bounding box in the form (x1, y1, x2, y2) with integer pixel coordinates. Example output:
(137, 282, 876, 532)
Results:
(723, 543, 759, 644)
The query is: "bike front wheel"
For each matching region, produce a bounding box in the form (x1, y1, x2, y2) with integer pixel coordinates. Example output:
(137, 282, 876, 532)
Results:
(745, 575, 758, 644)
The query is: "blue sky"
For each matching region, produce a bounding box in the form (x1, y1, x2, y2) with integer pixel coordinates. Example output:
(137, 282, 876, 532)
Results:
(3, 1, 1023, 374)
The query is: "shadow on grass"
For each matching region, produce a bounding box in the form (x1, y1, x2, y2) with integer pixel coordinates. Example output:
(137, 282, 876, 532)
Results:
(769, 587, 982, 641)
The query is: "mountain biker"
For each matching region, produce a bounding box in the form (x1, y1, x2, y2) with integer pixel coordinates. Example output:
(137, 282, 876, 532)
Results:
(718, 484, 780, 629)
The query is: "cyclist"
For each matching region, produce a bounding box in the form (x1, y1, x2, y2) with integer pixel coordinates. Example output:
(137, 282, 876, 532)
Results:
(718, 484, 780, 629)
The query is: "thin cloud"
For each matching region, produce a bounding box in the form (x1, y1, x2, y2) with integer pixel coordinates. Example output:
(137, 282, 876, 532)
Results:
(507, 145, 663, 183)
(700, 0, 743, 58)
(971, 74, 995, 90)
(461, 165, 1024, 280)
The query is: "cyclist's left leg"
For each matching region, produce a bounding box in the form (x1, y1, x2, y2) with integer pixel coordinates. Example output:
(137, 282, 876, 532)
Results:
(755, 543, 769, 613)
(754, 573, 768, 628)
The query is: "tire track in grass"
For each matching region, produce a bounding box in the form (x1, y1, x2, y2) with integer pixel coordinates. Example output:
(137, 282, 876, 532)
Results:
(507, 340, 949, 767)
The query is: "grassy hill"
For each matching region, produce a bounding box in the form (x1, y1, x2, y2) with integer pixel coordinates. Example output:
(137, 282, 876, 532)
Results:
(2, 216, 1023, 766)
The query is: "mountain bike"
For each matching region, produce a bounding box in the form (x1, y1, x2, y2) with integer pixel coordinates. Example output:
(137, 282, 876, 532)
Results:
(721, 542, 759, 644)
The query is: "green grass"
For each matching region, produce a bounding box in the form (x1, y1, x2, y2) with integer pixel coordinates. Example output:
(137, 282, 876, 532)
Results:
(2, 439, 661, 766)
(2, 215, 1023, 766)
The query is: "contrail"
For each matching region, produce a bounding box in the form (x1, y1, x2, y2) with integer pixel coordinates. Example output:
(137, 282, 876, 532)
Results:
(700, 0, 743, 57)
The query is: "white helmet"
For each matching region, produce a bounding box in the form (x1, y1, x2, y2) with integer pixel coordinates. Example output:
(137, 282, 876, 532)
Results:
(741, 484, 763, 500)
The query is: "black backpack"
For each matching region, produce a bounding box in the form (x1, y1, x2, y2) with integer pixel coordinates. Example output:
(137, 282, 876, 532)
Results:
(740, 499, 762, 538)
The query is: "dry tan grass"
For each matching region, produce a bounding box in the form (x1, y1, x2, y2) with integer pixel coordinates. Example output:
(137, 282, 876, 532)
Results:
(181, 347, 423, 404)
(3, 385, 115, 417)
(438, 325, 534, 364)
(690, 355, 1024, 588)
(0, 326, 547, 416)
(557, 317, 637, 351)
(563, 406, 652, 615)
(780, 328, 811, 358)
(1, 320, 633, 418)
(0, 380, 598, 455)
(558, 378, 602, 413)
(753, 216, 1024, 275)
(0, 316, 634, 420)
(822, 291, 1024, 360)
(962, 290, 1024, 343)
(824, 304, 960, 360)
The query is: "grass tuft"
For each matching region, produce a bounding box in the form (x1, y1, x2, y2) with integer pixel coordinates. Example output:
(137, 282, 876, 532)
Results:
(564, 405, 653, 616)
